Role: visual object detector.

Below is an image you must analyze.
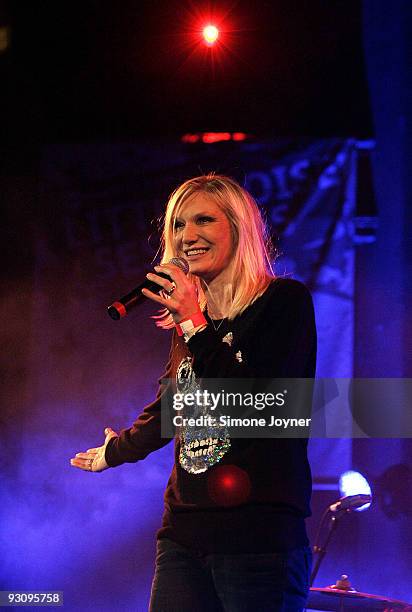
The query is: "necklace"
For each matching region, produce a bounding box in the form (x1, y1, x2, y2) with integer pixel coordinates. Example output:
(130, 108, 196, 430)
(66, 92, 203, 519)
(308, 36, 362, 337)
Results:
(204, 282, 231, 333)
(210, 317, 226, 332)
(207, 309, 226, 332)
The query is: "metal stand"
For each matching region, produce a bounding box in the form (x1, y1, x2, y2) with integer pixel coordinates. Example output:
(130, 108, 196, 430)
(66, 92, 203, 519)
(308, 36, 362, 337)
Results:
(310, 513, 341, 587)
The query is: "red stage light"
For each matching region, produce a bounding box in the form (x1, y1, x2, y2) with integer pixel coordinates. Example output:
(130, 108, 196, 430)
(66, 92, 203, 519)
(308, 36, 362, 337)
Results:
(203, 24, 219, 45)
(232, 132, 247, 141)
(181, 132, 250, 144)
(202, 132, 231, 143)
(181, 133, 200, 143)
(207, 465, 251, 507)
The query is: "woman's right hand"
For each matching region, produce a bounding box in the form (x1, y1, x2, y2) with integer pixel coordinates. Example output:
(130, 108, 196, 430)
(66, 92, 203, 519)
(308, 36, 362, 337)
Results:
(70, 427, 118, 473)
(143, 262, 201, 324)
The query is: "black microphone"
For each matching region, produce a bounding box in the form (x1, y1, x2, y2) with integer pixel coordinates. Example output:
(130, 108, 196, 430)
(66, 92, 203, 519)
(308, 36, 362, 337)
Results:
(107, 257, 189, 320)
(329, 494, 372, 513)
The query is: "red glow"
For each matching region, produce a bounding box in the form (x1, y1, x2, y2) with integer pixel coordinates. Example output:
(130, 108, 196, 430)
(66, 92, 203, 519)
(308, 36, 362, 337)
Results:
(207, 465, 251, 507)
(202, 132, 231, 143)
(203, 24, 219, 45)
(232, 132, 247, 141)
(181, 133, 200, 143)
(181, 132, 250, 144)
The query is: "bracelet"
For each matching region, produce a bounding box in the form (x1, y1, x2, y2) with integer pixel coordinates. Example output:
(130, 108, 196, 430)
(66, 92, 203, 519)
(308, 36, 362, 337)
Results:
(183, 323, 208, 343)
(175, 310, 207, 336)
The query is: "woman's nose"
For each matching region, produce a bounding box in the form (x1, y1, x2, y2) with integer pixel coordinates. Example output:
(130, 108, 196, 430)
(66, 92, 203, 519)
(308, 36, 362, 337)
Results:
(182, 223, 199, 244)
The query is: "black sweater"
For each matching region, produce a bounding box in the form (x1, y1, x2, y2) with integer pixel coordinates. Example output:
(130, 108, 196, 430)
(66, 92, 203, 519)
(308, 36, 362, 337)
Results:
(105, 278, 317, 553)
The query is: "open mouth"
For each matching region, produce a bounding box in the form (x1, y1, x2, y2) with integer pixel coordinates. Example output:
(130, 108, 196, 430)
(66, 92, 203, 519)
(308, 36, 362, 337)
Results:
(185, 437, 219, 457)
(184, 248, 209, 258)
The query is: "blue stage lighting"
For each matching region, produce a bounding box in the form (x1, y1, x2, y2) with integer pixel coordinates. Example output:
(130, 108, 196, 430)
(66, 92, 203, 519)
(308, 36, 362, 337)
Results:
(339, 470, 372, 511)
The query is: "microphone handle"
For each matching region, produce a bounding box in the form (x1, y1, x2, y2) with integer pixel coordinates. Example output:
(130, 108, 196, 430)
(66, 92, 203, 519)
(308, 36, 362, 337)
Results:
(108, 271, 172, 320)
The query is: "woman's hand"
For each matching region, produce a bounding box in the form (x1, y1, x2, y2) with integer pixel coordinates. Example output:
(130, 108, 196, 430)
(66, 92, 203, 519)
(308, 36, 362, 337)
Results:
(142, 262, 200, 324)
(70, 427, 118, 473)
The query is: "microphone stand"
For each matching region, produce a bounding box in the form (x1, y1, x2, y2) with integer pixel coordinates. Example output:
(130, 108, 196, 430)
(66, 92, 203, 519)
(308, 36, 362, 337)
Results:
(310, 494, 371, 587)
(310, 511, 341, 587)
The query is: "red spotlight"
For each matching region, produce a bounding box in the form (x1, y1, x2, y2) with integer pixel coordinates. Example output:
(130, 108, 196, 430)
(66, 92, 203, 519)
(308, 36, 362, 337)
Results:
(202, 132, 231, 143)
(207, 465, 251, 507)
(232, 132, 247, 141)
(203, 24, 219, 45)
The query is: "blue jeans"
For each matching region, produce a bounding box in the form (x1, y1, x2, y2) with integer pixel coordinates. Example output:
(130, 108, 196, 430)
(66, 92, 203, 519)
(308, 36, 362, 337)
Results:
(149, 538, 312, 612)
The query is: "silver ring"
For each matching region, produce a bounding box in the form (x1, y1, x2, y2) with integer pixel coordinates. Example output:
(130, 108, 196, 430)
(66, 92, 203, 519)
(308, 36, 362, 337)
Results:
(166, 282, 176, 296)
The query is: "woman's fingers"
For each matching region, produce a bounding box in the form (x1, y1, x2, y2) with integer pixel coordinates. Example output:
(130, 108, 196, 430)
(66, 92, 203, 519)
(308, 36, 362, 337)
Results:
(154, 263, 186, 283)
(74, 451, 96, 460)
(144, 263, 200, 322)
(146, 272, 175, 293)
(70, 459, 88, 469)
(141, 287, 177, 309)
(70, 451, 101, 472)
(70, 457, 94, 470)
(145, 273, 178, 304)
(70, 449, 97, 470)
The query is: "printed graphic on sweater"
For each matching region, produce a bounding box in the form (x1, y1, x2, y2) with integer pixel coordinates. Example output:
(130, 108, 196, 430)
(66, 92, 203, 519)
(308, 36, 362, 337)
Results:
(176, 354, 231, 474)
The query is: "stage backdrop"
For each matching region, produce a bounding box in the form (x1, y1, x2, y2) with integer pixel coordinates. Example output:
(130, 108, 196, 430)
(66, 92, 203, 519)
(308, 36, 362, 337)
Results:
(2, 139, 357, 610)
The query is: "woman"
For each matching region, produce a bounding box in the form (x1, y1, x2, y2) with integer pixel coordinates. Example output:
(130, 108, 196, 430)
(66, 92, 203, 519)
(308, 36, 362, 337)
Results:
(70, 174, 317, 611)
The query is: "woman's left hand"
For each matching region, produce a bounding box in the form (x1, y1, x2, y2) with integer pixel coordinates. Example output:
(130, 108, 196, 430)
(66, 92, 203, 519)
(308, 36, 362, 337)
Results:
(142, 262, 200, 324)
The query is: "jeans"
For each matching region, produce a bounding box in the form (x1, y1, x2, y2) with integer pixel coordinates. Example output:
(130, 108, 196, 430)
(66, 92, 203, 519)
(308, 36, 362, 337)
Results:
(149, 538, 312, 612)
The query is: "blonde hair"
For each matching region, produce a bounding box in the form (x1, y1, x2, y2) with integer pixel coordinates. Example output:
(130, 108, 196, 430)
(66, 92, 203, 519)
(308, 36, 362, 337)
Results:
(155, 174, 275, 329)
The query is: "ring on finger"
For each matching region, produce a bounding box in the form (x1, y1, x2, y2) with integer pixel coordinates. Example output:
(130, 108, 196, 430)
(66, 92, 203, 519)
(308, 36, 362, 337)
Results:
(165, 282, 176, 296)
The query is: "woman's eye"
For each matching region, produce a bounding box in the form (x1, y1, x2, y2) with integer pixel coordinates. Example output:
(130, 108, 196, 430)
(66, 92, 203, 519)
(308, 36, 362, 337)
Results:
(198, 217, 214, 223)
(174, 221, 184, 230)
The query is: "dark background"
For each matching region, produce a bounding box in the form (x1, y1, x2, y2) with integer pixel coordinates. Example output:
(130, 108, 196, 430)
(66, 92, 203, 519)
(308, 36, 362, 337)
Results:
(2, 0, 371, 144)
(1, 0, 412, 608)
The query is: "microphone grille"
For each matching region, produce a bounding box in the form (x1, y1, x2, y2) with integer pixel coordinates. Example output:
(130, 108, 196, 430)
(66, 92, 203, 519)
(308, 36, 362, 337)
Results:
(169, 257, 189, 275)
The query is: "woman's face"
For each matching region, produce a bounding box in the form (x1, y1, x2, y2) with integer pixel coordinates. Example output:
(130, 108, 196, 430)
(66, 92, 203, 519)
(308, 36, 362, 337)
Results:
(173, 193, 234, 283)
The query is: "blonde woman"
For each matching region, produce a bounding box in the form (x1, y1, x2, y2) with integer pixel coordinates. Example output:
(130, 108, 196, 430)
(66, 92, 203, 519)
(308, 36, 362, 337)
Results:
(71, 174, 317, 611)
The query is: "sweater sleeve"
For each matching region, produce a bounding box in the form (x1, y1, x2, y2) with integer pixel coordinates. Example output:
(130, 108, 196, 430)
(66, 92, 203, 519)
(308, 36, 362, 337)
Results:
(104, 335, 175, 467)
(187, 279, 317, 379)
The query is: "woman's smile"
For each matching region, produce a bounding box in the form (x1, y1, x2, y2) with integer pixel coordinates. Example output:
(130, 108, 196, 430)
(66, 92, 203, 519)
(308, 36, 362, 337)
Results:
(184, 247, 210, 259)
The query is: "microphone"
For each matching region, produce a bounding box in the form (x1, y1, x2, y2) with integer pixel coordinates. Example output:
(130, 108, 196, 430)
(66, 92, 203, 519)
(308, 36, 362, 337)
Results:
(329, 494, 372, 513)
(107, 257, 189, 320)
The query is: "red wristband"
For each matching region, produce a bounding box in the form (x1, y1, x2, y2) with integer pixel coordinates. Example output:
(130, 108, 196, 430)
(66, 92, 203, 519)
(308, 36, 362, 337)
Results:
(175, 310, 207, 336)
